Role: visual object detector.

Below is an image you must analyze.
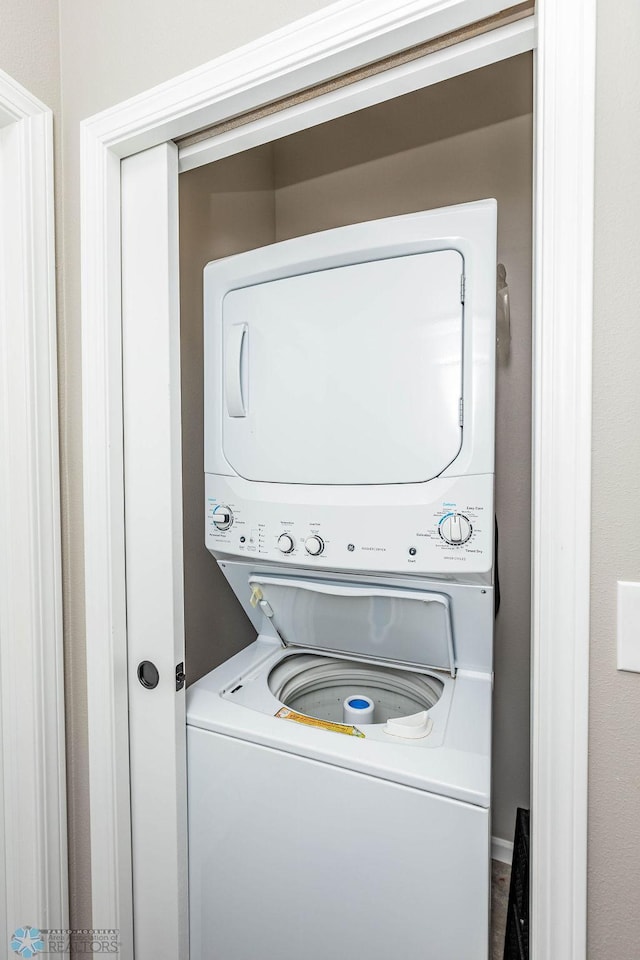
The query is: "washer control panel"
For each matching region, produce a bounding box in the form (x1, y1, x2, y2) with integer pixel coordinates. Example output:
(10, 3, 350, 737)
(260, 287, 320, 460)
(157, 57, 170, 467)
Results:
(211, 505, 234, 531)
(304, 535, 324, 556)
(206, 473, 493, 576)
(277, 533, 295, 554)
(438, 512, 473, 545)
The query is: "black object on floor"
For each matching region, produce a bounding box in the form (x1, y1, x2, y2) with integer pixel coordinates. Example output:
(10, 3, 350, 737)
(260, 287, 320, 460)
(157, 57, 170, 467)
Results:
(503, 807, 529, 960)
(494, 516, 501, 617)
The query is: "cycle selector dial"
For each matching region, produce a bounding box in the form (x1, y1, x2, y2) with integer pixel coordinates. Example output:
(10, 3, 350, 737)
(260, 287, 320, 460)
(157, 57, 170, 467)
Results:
(439, 513, 472, 545)
(212, 506, 233, 531)
(277, 533, 295, 554)
(304, 535, 324, 556)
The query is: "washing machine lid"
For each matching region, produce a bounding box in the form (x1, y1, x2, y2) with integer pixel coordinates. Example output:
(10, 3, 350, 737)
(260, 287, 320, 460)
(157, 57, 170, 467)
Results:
(247, 575, 456, 676)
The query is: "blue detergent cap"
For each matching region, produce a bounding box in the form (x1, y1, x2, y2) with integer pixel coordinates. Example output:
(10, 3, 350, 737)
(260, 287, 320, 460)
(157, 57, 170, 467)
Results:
(347, 698, 371, 710)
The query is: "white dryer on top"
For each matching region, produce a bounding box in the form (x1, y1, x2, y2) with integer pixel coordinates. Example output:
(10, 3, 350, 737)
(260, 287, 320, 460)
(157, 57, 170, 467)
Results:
(204, 199, 497, 580)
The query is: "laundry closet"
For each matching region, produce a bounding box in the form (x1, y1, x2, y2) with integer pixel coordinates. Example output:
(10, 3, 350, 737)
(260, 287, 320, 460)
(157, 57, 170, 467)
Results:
(179, 50, 532, 856)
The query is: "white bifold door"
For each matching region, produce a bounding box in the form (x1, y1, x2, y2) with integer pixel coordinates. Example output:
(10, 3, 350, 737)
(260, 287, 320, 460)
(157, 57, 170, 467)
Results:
(121, 142, 188, 960)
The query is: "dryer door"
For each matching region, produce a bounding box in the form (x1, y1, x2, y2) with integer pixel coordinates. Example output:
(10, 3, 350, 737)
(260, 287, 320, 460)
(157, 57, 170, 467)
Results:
(221, 248, 463, 485)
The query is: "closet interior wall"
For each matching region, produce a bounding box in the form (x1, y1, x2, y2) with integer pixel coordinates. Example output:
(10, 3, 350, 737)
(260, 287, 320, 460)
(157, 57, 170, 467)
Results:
(178, 52, 533, 843)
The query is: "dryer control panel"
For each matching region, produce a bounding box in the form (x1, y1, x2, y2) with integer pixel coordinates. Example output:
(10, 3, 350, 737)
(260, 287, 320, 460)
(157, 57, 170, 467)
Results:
(205, 473, 493, 577)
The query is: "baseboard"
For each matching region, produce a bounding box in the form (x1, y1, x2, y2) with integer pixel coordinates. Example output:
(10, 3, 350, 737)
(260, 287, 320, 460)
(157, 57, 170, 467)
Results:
(492, 836, 514, 865)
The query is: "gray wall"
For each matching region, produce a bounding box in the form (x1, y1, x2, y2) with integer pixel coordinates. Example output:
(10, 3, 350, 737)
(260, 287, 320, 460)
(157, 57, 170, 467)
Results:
(180, 148, 276, 683)
(179, 54, 533, 844)
(588, 0, 640, 956)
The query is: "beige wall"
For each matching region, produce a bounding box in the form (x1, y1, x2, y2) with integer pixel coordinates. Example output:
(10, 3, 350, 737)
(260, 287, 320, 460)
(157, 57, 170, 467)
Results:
(0, 0, 60, 110)
(588, 0, 640, 956)
(179, 55, 533, 844)
(0, 0, 73, 929)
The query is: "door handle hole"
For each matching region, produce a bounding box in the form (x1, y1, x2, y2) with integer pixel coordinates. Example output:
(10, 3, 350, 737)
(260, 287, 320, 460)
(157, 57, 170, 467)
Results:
(137, 660, 160, 689)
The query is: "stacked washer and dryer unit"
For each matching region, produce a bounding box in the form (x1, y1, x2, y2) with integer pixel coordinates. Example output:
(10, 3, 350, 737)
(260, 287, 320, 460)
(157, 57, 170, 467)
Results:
(187, 200, 497, 960)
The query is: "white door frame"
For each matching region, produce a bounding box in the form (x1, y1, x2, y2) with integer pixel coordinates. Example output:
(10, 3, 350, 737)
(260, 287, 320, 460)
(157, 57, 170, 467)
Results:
(0, 69, 68, 944)
(81, 1, 595, 957)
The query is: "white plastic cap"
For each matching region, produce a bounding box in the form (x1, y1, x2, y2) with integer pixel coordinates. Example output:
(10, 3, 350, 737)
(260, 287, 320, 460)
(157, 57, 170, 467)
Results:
(384, 711, 433, 739)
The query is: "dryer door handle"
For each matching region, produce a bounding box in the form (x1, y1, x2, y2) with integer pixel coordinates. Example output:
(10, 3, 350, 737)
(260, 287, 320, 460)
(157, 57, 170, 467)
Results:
(225, 323, 247, 417)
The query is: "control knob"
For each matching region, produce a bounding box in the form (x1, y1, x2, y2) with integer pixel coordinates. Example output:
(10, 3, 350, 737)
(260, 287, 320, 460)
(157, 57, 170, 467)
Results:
(304, 535, 324, 556)
(439, 513, 472, 545)
(277, 533, 295, 554)
(212, 506, 233, 531)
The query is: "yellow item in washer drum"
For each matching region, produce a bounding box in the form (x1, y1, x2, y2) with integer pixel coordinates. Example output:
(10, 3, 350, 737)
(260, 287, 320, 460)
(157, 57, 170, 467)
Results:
(275, 707, 366, 738)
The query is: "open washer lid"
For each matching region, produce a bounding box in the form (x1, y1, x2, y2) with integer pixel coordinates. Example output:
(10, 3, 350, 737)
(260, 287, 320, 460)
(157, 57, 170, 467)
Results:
(247, 575, 456, 676)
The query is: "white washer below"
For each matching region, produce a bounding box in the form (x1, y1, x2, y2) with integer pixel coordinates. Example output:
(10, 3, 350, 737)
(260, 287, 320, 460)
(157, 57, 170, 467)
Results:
(187, 568, 493, 960)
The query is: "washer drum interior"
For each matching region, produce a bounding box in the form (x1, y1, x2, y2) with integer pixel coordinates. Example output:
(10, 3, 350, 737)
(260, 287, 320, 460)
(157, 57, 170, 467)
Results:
(268, 654, 444, 725)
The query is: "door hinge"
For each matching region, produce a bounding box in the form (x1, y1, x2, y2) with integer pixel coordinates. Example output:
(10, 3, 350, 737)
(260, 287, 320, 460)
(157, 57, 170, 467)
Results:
(175, 662, 185, 691)
(459, 398, 464, 426)
(460, 273, 466, 303)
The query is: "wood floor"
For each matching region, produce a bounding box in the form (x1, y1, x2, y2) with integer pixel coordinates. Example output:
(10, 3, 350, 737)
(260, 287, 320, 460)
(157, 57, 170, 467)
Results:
(491, 858, 511, 959)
